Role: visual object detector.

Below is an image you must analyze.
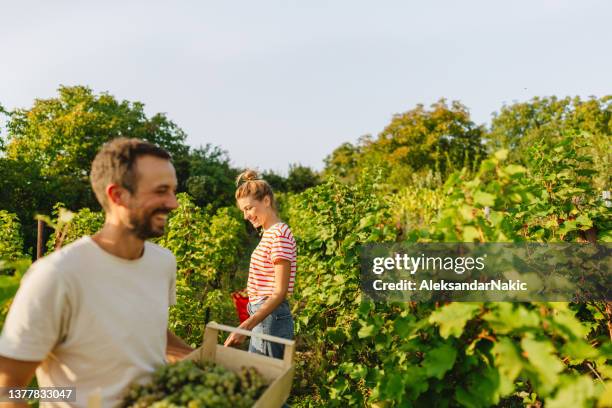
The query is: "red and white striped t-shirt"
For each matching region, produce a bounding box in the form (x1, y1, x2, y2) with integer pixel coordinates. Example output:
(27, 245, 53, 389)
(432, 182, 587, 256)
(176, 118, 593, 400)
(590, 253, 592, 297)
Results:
(248, 222, 297, 303)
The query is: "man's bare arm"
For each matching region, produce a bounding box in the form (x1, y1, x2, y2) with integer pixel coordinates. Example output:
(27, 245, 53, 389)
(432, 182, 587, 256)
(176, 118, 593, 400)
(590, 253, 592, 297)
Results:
(0, 355, 39, 408)
(166, 330, 194, 363)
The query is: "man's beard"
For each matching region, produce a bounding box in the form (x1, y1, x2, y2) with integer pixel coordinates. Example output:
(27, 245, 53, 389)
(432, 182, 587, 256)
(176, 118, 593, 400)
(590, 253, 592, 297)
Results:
(129, 208, 170, 240)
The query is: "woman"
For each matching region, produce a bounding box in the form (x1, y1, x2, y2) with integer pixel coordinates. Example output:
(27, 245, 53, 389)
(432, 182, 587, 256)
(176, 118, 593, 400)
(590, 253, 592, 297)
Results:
(224, 170, 296, 359)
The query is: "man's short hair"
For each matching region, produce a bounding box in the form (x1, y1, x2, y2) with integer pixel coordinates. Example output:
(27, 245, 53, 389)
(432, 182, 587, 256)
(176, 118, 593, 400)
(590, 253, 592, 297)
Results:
(90, 138, 172, 210)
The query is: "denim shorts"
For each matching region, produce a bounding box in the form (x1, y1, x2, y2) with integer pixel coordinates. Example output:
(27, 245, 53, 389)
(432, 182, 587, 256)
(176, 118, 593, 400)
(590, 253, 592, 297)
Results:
(247, 299, 294, 359)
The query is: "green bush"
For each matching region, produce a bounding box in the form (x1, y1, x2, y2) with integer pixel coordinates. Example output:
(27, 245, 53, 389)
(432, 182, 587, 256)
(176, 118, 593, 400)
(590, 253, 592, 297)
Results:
(45, 205, 104, 251)
(157, 194, 247, 346)
(0, 210, 26, 262)
(284, 133, 611, 407)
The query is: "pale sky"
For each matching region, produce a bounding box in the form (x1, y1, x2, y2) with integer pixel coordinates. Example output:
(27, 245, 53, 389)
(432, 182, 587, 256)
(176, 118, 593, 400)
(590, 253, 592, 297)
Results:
(1, 0, 610, 174)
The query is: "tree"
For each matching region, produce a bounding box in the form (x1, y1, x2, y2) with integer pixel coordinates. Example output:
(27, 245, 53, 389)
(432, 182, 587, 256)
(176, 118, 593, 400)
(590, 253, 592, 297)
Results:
(286, 164, 320, 193)
(0, 103, 7, 151)
(1, 85, 191, 251)
(323, 100, 486, 185)
(488, 96, 611, 190)
(4, 85, 188, 181)
(370, 99, 485, 175)
(488, 96, 611, 156)
(3, 85, 190, 211)
(184, 144, 238, 210)
(323, 141, 362, 182)
(261, 170, 288, 193)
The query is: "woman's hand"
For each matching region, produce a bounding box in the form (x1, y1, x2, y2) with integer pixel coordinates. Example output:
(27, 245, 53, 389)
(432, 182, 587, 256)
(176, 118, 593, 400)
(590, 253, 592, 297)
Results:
(223, 332, 246, 347)
(223, 319, 252, 347)
(224, 260, 291, 348)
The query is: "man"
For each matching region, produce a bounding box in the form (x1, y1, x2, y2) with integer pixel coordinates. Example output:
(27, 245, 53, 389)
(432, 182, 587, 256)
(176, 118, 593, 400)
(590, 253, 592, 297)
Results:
(0, 138, 193, 407)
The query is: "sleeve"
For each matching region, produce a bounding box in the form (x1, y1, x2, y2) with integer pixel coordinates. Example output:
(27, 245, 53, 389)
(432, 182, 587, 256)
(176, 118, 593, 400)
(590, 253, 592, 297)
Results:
(270, 229, 296, 264)
(168, 255, 177, 306)
(0, 261, 68, 361)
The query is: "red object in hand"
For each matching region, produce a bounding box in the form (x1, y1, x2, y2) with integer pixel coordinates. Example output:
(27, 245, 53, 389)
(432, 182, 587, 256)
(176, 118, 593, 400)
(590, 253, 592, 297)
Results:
(231, 289, 250, 323)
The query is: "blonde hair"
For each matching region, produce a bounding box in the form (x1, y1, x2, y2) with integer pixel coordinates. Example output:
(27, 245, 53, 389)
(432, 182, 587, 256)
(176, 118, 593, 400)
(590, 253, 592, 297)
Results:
(235, 169, 277, 211)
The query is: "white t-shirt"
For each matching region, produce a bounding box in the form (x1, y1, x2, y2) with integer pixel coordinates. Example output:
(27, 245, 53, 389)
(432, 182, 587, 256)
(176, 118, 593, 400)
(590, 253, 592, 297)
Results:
(0, 236, 177, 408)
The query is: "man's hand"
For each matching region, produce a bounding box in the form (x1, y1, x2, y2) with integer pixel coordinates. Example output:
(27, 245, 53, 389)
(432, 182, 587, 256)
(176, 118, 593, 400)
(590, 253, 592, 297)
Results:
(166, 330, 194, 363)
(0, 355, 39, 408)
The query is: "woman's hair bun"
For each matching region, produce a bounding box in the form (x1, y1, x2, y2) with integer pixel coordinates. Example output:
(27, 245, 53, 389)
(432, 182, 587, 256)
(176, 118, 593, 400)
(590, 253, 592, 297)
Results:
(236, 169, 259, 186)
(235, 168, 277, 210)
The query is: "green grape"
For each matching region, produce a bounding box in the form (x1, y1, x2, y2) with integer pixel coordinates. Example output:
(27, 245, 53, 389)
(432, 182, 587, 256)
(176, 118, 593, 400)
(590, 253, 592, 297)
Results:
(121, 360, 268, 408)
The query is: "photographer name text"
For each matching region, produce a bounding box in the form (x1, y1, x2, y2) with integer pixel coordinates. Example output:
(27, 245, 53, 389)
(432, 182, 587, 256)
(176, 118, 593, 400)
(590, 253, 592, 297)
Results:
(372, 279, 528, 292)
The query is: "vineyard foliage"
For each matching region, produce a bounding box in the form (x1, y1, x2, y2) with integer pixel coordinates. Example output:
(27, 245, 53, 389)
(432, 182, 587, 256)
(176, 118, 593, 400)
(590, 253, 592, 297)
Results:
(0, 211, 26, 263)
(0, 211, 29, 327)
(283, 132, 611, 407)
(0, 92, 610, 407)
(157, 194, 247, 346)
(44, 205, 105, 251)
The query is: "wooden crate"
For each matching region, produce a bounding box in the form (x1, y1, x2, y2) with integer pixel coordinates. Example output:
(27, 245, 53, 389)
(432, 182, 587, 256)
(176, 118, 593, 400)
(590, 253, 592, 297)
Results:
(89, 321, 295, 408)
(185, 322, 296, 408)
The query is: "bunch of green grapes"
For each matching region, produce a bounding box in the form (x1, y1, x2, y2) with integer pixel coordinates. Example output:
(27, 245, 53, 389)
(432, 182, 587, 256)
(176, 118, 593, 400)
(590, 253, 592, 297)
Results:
(120, 360, 267, 408)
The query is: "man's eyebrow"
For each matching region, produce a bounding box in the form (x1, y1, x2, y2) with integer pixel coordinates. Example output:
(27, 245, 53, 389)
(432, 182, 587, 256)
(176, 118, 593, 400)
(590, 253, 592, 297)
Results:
(154, 183, 177, 190)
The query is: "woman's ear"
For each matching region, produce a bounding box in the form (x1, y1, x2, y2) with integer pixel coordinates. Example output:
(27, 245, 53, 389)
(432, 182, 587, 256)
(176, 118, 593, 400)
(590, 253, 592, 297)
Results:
(263, 195, 271, 208)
